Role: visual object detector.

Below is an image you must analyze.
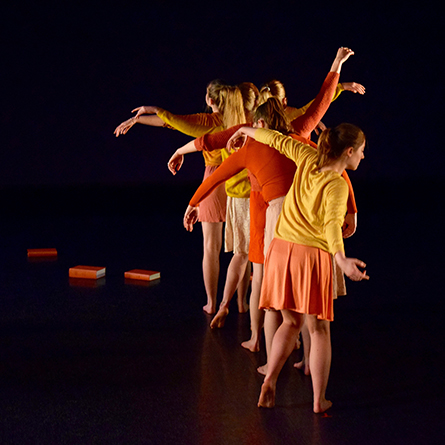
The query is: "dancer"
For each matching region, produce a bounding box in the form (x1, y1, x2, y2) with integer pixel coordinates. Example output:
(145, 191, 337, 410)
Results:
(173, 48, 363, 351)
(114, 81, 245, 314)
(181, 97, 295, 345)
(226, 118, 369, 413)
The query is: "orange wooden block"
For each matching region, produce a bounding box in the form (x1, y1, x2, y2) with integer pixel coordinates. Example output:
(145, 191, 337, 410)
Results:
(69, 265, 106, 279)
(124, 269, 160, 282)
(27, 248, 58, 257)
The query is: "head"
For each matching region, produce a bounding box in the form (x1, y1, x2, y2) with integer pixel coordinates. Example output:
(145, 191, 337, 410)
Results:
(253, 97, 292, 134)
(205, 81, 246, 128)
(206, 79, 228, 111)
(238, 82, 260, 115)
(258, 80, 287, 108)
(317, 123, 366, 170)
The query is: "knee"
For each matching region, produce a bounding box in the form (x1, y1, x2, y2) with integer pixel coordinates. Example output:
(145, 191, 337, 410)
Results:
(307, 318, 330, 336)
(203, 235, 222, 253)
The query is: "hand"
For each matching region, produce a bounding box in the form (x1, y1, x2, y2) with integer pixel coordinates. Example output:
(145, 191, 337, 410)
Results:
(114, 116, 137, 137)
(335, 252, 369, 281)
(342, 212, 357, 238)
(132, 106, 160, 119)
(183, 205, 199, 231)
(342, 82, 366, 95)
(314, 120, 327, 136)
(227, 128, 249, 152)
(330, 47, 355, 73)
(167, 151, 184, 175)
(336, 47, 355, 63)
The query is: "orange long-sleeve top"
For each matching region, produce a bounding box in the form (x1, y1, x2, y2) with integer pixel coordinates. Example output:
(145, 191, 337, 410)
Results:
(190, 136, 297, 207)
(289, 71, 357, 214)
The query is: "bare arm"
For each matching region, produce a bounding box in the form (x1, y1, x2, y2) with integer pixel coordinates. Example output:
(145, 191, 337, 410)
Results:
(167, 140, 199, 175)
(330, 47, 355, 73)
(114, 106, 164, 137)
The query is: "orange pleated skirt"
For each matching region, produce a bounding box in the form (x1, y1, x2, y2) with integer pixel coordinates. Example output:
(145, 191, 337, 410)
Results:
(259, 237, 334, 321)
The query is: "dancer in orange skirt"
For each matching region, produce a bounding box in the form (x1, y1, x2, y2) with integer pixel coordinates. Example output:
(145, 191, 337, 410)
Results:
(114, 81, 245, 314)
(226, 93, 369, 413)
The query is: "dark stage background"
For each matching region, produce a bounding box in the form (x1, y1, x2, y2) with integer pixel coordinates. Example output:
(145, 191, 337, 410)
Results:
(0, 3, 444, 444)
(1, 3, 442, 187)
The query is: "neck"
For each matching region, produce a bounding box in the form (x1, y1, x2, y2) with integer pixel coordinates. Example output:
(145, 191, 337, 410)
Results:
(319, 159, 346, 175)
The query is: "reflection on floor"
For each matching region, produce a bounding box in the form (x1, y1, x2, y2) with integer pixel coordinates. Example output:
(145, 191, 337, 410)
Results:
(0, 184, 442, 444)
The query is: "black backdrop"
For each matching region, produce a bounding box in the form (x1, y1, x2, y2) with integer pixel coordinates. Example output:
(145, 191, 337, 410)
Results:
(1, 3, 442, 188)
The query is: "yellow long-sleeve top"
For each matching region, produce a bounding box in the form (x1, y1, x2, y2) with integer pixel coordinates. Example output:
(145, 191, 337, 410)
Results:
(255, 128, 348, 256)
(157, 108, 250, 198)
(156, 109, 223, 167)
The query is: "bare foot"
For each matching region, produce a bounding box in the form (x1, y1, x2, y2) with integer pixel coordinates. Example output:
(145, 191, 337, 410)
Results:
(294, 359, 310, 376)
(210, 307, 229, 329)
(258, 381, 276, 408)
(202, 303, 216, 315)
(257, 364, 267, 376)
(241, 337, 260, 352)
(313, 399, 332, 414)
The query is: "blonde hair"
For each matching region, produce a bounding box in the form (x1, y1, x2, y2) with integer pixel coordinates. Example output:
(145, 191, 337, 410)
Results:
(207, 82, 246, 128)
(258, 80, 286, 107)
(317, 123, 366, 168)
(254, 97, 292, 135)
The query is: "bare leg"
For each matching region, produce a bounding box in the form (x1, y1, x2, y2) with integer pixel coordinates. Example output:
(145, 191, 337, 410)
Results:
(258, 309, 304, 408)
(294, 317, 311, 375)
(210, 253, 249, 328)
(257, 309, 282, 375)
(201, 222, 223, 314)
(305, 315, 332, 413)
(241, 262, 264, 352)
(237, 260, 251, 313)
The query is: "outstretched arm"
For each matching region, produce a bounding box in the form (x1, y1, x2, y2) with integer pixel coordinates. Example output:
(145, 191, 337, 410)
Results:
(114, 106, 165, 137)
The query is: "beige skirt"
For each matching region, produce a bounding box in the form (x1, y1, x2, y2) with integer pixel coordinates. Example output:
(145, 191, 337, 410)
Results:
(225, 196, 250, 255)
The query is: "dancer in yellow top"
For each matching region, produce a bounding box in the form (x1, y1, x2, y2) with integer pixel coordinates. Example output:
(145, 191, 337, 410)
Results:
(226, 116, 369, 413)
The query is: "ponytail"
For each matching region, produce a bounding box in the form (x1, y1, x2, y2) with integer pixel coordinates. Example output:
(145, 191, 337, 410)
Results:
(258, 80, 286, 107)
(254, 97, 292, 135)
(238, 82, 259, 114)
(207, 82, 246, 129)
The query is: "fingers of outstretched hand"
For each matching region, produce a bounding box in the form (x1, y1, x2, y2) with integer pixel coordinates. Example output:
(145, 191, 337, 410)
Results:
(344, 82, 366, 95)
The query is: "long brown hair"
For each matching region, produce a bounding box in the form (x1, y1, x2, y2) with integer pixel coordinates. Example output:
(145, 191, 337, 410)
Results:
(238, 82, 259, 114)
(254, 97, 292, 135)
(317, 123, 366, 168)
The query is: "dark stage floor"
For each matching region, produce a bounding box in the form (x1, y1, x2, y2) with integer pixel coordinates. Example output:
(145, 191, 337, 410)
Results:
(0, 183, 443, 444)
